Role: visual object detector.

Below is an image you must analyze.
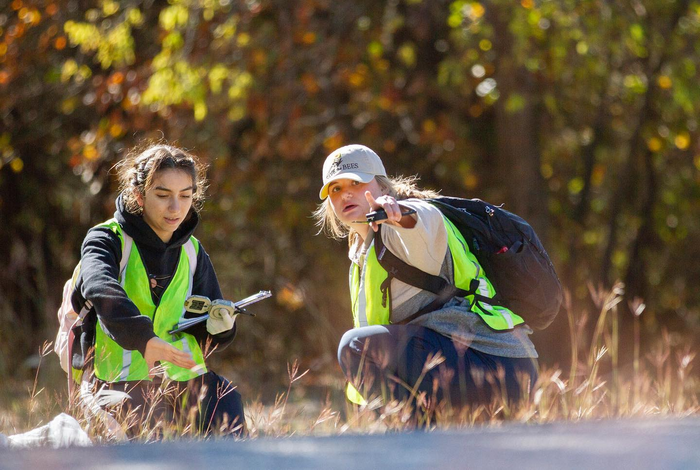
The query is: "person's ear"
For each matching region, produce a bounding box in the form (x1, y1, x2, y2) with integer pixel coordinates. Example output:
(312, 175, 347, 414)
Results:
(135, 189, 144, 207)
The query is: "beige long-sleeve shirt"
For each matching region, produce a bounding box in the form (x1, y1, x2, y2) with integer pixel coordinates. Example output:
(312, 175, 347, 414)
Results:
(349, 198, 538, 359)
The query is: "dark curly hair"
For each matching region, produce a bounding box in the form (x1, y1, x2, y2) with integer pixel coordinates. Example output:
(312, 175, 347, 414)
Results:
(115, 143, 208, 215)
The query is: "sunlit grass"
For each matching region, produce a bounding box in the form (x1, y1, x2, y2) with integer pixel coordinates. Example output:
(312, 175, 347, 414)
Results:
(1, 282, 698, 443)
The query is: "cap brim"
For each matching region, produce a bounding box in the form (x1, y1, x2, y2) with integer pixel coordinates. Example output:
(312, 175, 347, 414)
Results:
(319, 172, 376, 199)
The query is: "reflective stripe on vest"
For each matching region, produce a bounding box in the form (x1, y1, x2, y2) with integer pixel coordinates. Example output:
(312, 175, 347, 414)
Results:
(350, 239, 391, 328)
(93, 219, 208, 382)
(442, 217, 524, 330)
(346, 382, 368, 406)
(349, 216, 524, 331)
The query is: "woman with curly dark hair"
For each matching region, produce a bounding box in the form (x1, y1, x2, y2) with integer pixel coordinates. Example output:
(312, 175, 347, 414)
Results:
(71, 143, 245, 436)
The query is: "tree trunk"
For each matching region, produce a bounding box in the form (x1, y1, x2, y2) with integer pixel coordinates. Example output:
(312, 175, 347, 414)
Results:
(488, 3, 566, 360)
(489, 6, 549, 245)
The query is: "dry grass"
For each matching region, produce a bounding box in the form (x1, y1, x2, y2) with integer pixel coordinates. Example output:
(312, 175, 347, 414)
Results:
(2, 282, 698, 443)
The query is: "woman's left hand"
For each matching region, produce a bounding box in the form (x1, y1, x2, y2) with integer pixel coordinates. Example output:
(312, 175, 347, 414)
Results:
(144, 337, 197, 378)
(364, 191, 403, 232)
(206, 300, 238, 335)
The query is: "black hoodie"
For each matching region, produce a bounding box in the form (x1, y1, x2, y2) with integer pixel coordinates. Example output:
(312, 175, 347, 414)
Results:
(72, 194, 236, 357)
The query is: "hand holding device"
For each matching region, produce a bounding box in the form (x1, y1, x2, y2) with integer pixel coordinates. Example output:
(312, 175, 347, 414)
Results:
(206, 299, 238, 335)
(169, 291, 272, 335)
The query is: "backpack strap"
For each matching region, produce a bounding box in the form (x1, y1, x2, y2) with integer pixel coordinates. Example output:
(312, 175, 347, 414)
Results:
(374, 225, 506, 325)
(374, 225, 453, 296)
(396, 281, 494, 325)
(374, 225, 475, 323)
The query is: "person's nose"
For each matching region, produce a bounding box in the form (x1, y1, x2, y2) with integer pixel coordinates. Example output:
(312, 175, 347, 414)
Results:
(169, 196, 180, 213)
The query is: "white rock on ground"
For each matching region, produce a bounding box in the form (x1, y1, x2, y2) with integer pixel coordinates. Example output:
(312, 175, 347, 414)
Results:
(0, 413, 91, 449)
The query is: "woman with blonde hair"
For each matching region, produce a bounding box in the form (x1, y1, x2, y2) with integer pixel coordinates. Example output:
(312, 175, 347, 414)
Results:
(315, 144, 538, 410)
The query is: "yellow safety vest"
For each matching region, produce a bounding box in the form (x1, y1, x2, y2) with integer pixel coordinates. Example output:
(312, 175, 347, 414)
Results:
(93, 219, 208, 382)
(346, 215, 524, 403)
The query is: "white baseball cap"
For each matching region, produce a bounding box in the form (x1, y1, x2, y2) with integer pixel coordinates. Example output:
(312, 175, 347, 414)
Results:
(319, 145, 387, 199)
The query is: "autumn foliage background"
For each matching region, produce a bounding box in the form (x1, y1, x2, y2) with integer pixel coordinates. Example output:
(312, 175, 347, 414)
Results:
(1, 0, 699, 409)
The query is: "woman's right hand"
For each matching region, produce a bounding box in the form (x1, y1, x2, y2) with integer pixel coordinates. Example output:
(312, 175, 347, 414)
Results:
(144, 337, 197, 378)
(365, 191, 416, 231)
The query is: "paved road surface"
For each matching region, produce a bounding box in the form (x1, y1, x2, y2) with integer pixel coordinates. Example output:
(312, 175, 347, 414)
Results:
(3, 417, 699, 469)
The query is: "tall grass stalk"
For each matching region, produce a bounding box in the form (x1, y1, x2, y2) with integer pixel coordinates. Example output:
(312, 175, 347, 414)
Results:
(2, 282, 698, 441)
(629, 297, 646, 408)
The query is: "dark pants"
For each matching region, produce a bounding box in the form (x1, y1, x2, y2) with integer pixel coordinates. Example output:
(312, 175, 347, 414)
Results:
(338, 325, 538, 408)
(96, 371, 245, 436)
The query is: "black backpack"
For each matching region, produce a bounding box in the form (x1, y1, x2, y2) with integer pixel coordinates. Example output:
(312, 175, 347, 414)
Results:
(374, 197, 563, 330)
